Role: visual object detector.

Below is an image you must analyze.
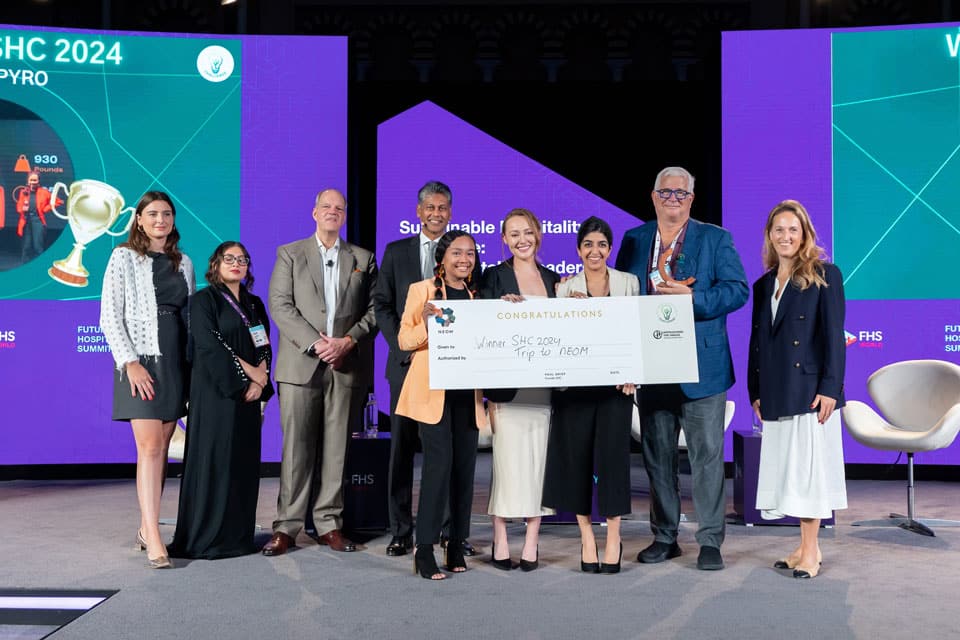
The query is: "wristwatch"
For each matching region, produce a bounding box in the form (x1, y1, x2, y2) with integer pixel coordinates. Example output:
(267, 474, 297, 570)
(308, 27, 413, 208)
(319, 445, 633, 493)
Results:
(307, 344, 318, 357)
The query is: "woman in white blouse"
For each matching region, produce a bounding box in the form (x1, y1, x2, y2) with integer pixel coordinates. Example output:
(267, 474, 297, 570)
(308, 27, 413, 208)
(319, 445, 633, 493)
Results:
(100, 191, 195, 569)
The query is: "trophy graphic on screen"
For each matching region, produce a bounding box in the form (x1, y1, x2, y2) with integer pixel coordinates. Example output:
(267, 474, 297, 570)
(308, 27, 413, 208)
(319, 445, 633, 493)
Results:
(47, 179, 135, 287)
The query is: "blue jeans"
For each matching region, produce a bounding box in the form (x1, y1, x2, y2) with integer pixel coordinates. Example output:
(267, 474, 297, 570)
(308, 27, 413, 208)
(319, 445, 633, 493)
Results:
(639, 386, 727, 548)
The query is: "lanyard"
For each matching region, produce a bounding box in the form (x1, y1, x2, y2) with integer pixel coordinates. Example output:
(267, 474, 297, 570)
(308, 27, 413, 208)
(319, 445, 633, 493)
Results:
(220, 289, 251, 327)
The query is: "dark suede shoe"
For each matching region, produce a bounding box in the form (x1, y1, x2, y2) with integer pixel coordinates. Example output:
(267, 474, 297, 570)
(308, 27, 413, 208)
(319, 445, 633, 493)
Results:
(637, 540, 682, 564)
(697, 545, 724, 571)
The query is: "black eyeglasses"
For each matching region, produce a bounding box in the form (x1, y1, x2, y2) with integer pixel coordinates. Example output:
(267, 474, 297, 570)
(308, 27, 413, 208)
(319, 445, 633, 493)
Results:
(222, 254, 249, 266)
(654, 188, 693, 201)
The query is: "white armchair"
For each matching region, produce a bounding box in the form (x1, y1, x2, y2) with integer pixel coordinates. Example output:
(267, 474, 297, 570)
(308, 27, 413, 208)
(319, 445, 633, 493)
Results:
(842, 359, 960, 536)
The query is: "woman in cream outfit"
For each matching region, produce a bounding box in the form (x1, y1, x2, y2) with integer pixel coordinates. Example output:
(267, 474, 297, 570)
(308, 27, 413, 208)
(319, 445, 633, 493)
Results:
(480, 208, 560, 572)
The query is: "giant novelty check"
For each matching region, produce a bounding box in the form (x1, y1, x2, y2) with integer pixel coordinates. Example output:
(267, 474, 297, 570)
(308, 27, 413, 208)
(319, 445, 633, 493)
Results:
(427, 296, 699, 389)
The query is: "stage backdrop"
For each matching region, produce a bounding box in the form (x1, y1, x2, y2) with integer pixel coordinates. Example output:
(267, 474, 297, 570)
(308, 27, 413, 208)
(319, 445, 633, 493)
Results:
(0, 24, 347, 464)
(723, 21, 960, 464)
(374, 100, 643, 437)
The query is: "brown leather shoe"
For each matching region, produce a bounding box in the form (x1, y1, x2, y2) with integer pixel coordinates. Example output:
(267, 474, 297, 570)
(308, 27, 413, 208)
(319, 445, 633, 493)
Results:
(262, 531, 295, 556)
(317, 529, 357, 552)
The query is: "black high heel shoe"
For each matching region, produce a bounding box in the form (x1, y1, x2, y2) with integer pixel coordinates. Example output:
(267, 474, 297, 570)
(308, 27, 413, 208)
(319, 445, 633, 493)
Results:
(600, 543, 622, 574)
(444, 539, 467, 573)
(581, 544, 600, 574)
(491, 542, 514, 571)
(519, 544, 539, 572)
(413, 545, 446, 580)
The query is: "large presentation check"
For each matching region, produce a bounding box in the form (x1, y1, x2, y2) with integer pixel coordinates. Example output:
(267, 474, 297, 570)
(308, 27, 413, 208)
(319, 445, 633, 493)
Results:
(428, 296, 699, 389)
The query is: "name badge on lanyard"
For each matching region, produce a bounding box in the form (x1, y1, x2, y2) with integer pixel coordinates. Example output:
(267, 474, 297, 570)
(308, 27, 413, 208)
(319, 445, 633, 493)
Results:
(248, 324, 269, 348)
(221, 290, 269, 348)
(649, 230, 676, 288)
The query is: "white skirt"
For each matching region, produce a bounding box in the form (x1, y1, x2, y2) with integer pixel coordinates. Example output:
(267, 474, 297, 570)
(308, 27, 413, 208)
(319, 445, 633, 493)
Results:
(755, 409, 848, 520)
(487, 388, 555, 518)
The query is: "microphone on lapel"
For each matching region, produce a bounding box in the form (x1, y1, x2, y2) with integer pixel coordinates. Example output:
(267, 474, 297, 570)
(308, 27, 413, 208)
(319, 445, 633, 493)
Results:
(326, 259, 334, 268)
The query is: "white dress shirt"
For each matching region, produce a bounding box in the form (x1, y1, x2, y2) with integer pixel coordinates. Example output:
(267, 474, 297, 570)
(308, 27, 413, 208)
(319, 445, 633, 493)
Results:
(317, 235, 340, 336)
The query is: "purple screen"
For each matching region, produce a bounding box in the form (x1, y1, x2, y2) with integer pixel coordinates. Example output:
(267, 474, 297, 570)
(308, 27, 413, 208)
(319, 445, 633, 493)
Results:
(723, 23, 960, 464)
(0, 26, 346, 465)
(374, 100, 643, 430)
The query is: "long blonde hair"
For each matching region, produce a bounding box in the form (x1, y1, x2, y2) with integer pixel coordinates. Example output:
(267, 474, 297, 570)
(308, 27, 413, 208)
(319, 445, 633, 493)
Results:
(762, 199, 827, 290)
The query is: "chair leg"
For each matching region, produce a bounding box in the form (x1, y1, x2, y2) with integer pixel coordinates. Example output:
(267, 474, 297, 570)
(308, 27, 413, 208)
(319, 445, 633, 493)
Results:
(851, 452, 960, 536)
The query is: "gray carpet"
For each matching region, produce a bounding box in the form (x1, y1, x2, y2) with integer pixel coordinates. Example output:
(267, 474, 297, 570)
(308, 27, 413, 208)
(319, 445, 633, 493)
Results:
(1, 452, 958, 639)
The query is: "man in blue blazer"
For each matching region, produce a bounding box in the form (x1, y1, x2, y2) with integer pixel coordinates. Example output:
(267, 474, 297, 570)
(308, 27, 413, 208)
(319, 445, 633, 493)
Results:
(615, 166, 749, 571)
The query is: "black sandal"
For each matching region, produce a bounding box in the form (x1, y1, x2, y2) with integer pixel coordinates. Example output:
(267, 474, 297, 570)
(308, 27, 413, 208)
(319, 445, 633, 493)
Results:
(413, 545, 446, 580)
(444, 539, 467, 573)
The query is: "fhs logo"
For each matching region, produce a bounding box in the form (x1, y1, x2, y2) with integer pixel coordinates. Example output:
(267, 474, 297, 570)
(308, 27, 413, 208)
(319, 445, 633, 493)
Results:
(846, 329, 883, 349)
(433, 307, 456, 327)
(196, 45, 235, 83)
(0, 329, 15, 349)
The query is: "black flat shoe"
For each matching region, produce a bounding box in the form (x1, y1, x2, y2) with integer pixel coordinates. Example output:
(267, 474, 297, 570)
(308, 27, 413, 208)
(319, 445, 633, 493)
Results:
(519, 545, 539, 572)
(491, 542, 514, 571)
(600, 543, 622, 574)
(413, 545, 446, 580)
(580, 544, 599, 574)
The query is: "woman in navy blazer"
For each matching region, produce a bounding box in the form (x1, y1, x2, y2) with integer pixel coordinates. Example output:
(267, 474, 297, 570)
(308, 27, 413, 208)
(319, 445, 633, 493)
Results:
(748, 200, 848, 580)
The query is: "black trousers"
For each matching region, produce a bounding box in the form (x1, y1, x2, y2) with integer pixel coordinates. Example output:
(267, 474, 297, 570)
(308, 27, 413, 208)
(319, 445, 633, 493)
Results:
(386, 378, 420, 537)
(415, 390, 478, 545)
(542, 387, 633, 518)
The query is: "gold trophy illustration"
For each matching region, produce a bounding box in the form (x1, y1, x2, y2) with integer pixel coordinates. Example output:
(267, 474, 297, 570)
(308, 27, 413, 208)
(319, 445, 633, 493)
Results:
(47, 179, 134, 287)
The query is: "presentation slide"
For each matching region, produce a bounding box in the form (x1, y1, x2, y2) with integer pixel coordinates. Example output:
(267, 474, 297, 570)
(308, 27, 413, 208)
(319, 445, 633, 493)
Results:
(0, 24, 347, 465)
(723, 22, 960, 464)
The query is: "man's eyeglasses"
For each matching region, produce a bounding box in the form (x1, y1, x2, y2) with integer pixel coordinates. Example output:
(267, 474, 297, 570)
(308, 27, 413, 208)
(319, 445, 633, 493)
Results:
(222, 254, 250, 266)
(655, 188, 693, 202)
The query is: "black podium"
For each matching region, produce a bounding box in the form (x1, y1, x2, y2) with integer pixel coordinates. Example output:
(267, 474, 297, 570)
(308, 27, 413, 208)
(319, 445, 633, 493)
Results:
(342, 431, 391, 532)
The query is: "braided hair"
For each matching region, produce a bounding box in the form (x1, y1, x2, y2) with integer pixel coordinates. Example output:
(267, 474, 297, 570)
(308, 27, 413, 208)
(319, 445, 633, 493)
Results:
(431, 229, 480, 300)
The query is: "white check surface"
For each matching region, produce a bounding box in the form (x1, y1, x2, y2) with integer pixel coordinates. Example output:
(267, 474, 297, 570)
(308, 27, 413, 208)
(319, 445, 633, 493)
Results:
(427, 296, 698, 389)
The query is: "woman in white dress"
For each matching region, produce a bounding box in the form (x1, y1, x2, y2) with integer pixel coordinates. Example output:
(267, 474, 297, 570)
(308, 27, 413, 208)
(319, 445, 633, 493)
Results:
(480, 208, 560, 571)
(748, 199, 847, 579)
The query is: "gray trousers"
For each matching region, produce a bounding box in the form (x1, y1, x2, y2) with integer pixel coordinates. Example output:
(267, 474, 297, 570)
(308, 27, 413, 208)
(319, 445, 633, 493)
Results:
(639, 387, 727, 549)
(273, 366, 363, 537)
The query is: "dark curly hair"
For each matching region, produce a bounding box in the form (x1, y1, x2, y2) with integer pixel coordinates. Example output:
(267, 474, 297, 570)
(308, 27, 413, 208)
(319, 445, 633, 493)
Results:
(205, 240, 255, 290)
(431, 229, 479, 299)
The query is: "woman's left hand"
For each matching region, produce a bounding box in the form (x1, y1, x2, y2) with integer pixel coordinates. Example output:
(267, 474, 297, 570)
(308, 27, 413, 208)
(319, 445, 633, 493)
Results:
(244, 381, 262, 402)
(501, 294, 525, 303)
(811, 394, 837, 424)
(617, 383, 637, 396)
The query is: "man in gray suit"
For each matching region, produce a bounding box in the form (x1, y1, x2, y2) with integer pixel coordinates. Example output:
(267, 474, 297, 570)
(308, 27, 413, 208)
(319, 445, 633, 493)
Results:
(262, 188, 378, 555)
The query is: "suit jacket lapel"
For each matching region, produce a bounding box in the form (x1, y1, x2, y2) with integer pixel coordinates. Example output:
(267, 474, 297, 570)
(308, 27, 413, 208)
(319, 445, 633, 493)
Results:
(304, 237, 324, 303)
(771, 277, 796, 333)
(638, 225, 656, 295)
(674, 219, 701, 283)
(406, 236, 423, 283)
(338, 241, 357, 305)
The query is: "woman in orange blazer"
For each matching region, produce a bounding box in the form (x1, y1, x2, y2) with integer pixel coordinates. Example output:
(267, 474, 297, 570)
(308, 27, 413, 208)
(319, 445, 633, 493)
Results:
(396, 229, 486, 580)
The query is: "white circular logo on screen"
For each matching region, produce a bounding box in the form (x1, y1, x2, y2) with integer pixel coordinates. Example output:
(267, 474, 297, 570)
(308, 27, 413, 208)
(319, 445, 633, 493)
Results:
(197, 45, 235, 83)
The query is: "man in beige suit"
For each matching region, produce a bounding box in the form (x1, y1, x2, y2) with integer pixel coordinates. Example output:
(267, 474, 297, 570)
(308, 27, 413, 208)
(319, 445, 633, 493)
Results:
(262, 188, 378, 555)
